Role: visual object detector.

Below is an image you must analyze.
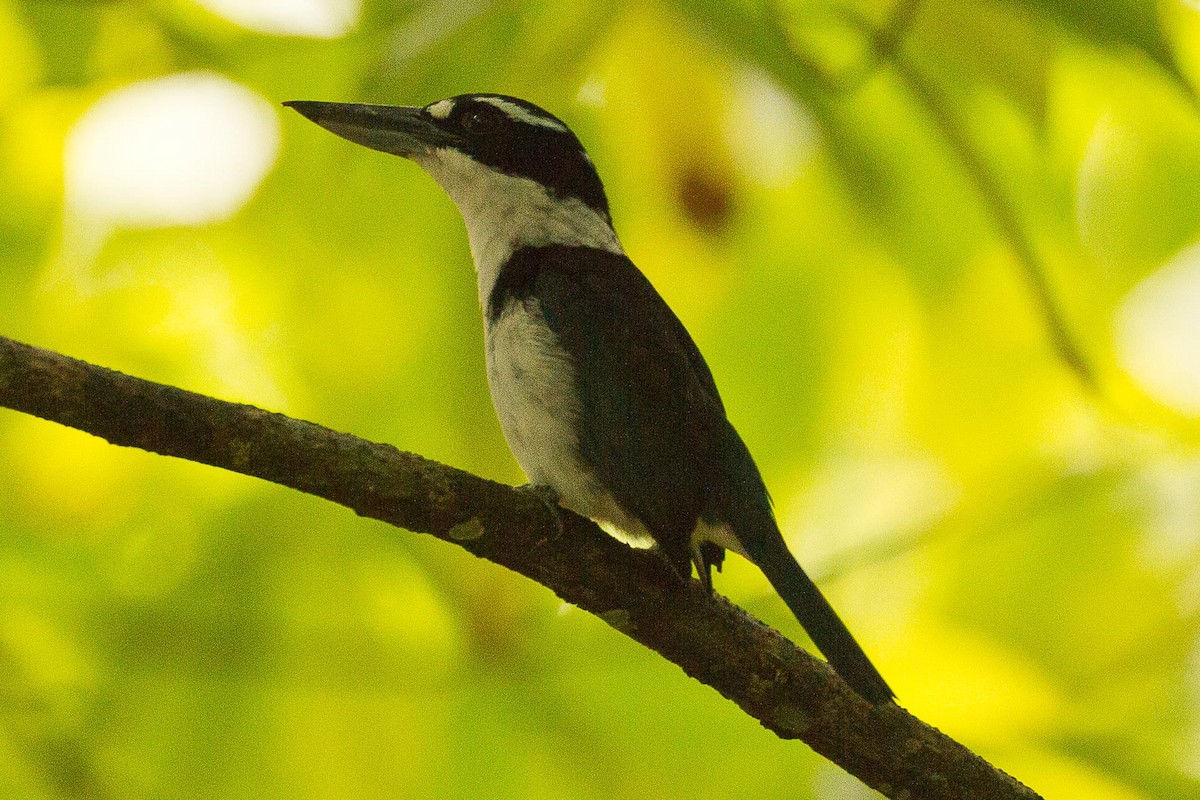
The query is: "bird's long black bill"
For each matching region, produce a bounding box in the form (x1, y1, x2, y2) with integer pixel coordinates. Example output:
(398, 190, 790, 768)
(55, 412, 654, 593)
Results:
(283, 100, 453, 157)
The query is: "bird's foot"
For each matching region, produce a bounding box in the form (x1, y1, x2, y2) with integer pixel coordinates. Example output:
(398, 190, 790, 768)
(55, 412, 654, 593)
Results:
(690, 542, 713, 594)
(516, 483, 564, 534)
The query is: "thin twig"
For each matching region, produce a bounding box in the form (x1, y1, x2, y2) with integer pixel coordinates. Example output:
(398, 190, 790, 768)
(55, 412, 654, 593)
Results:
(889, 52, 1096, 387)
(827, 0, 926, 95)
(834, 6, 1096, 387)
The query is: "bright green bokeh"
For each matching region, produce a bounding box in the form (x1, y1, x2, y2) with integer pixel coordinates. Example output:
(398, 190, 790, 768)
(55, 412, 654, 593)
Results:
(2, 1, 1199, 798)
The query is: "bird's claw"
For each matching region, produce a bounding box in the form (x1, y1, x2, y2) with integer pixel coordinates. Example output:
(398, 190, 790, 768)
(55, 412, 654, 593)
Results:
(516, 483, 564, 534)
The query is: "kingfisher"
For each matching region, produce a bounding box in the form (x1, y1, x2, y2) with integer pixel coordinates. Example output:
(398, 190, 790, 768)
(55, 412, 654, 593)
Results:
(284, 94, 893, 704)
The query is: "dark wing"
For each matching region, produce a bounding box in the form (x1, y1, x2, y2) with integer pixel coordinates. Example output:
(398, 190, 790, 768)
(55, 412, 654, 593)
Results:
(493, 244, 729, 571)
(490, 246, 893, 703)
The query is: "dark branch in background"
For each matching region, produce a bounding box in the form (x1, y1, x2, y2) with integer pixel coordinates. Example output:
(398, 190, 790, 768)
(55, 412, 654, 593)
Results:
(887, 53, 1097, 389)
(827, 0, 925, 94)
(838, 5, 1097, 389)
(677, 0, 1095, 389)
(0, 335, 1042, 800)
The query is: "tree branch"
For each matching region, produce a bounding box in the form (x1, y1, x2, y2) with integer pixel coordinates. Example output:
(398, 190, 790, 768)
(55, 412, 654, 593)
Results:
(0, 334, 1040, 800)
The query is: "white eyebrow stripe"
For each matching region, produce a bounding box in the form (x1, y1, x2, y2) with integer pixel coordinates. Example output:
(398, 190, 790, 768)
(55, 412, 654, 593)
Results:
(427, 99, 455, 120)
(476, 96, 567, 131)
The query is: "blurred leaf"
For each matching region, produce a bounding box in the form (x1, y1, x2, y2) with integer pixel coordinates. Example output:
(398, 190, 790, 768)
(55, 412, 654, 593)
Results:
(915, 0, 1058, 124)
(1005, 0, 1188, 89)
(15, 1, 101, 87)
(938, 468, 1197, 763)
(666, 0, 899, 245)
(1058, 732, 1200, 800)
(1074, 75, 1200, 275)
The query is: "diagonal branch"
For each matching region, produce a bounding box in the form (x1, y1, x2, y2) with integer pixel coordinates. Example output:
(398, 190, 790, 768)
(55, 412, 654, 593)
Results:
(0, 334, 1041, 800)
(886, 50, 1097, 389)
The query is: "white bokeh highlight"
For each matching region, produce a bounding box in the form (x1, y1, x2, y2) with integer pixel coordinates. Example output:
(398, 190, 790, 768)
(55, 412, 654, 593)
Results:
(194, 0, 359, 38)
(1116, 243, 1200, 415)
(724, 71, 818, 187)
(785, 451, 957, 561)
(64, 72, 280, 229)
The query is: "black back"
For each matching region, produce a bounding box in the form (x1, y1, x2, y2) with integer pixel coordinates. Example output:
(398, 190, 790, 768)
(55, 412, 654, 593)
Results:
(489, 244, 770, 575)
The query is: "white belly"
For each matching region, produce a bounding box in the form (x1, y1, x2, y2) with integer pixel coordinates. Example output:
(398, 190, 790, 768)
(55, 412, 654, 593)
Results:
(485, 299, 655, 548)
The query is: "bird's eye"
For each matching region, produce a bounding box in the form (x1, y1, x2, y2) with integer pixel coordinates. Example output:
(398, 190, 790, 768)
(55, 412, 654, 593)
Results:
(461, 109, 496, 134)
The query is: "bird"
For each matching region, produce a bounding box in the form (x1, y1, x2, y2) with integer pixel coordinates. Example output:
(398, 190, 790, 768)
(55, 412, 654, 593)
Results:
(284, 93, 894, 704)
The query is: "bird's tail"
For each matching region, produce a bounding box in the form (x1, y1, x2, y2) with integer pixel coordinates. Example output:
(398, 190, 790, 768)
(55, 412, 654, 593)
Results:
(744, 527, 894, 704)
(715, 421, 893, 703)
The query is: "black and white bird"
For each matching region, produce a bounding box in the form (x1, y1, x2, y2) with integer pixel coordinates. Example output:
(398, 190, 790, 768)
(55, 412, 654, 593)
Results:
(284, 93, 893, 704)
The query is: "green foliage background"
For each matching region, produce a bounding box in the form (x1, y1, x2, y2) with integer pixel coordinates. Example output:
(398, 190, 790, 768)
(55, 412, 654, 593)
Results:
(3, 0, 1200, 797)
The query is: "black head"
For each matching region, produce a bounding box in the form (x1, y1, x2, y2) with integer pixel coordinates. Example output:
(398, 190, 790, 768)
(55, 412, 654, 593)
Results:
(284, 94, 610, 221)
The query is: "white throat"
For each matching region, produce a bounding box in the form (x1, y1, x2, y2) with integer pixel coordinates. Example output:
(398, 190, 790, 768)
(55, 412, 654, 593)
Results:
(415, 148, 622, 306)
